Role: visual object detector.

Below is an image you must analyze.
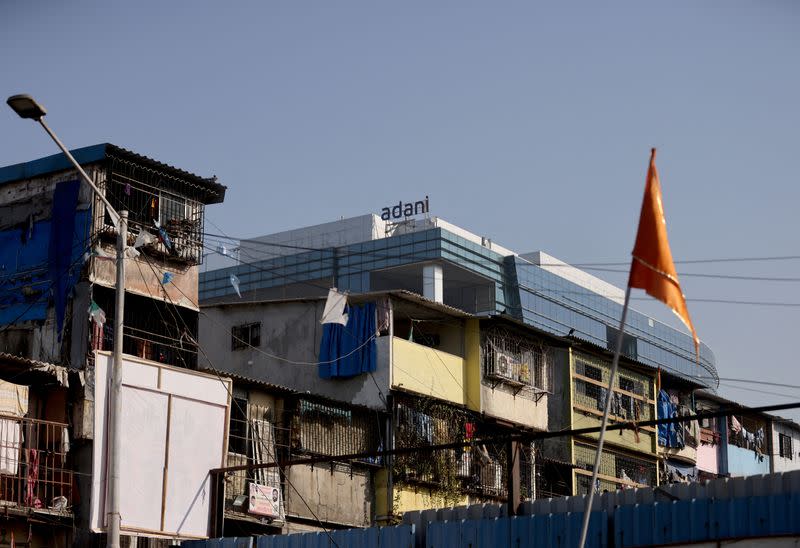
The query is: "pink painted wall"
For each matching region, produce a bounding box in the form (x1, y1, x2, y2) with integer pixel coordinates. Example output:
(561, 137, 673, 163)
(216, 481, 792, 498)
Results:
(696, 442, 719, 474)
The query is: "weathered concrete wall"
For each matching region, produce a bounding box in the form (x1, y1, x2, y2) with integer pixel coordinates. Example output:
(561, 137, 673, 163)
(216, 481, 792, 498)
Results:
(480, 384, 548, 430)
(90, 243, 199, 310)
(285, 464, 373, 527)
(199, 300, 388, 409)
(542, 348, 572, 464)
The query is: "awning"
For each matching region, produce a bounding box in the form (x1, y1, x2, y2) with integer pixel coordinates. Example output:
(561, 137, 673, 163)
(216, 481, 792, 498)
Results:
(0, 353, 69, 387)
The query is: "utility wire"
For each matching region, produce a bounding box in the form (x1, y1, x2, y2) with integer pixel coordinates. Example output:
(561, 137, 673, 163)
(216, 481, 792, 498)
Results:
(138, 253, 341, 546)
(203, 230, 800, 277)
(199, 242, 800, 309)
(215, 401, 800, 474)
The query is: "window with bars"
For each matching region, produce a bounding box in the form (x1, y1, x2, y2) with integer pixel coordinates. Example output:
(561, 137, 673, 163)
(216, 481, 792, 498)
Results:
(102, 158, 206, 264)
(232, 322, 261, 350)
(779, 433, 793, 460)
(480, 332, 553, 397)
(290, 399, 383, 464)
(228, 397, 249, 454)
(572, 354, 653, 422)
(573, 442, 657, 491)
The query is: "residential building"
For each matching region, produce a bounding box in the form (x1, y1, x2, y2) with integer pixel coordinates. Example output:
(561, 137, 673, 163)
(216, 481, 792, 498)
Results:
(199, 291, 559, 534)
(770, 416, 800, 473)
(695, 391, 771, 478)
(656, 374, 703, 484)
(546, 344, 660, 494)
(198, 212, 719, 525)
(0, 145, 229, 546)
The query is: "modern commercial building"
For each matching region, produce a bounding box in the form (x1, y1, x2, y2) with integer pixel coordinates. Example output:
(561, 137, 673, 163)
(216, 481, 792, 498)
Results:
(0, 145, 229, 545)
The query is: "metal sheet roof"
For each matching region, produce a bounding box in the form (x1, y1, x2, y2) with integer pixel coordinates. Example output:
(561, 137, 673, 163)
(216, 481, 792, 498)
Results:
(0, 352, 69, 386)
(0, 143, 226, 204)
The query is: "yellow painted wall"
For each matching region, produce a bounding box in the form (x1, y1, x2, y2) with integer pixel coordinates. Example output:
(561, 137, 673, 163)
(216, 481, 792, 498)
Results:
(481, 385, 548, 430)
(391, 337, 465, 406)
(393, 485, 468, 514)
(463, 319, 482, 413)
(571, 410, 657, 453)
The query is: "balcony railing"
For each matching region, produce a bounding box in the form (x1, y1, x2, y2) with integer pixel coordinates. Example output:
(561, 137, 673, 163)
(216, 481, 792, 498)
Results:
(0, 415, 72, 514)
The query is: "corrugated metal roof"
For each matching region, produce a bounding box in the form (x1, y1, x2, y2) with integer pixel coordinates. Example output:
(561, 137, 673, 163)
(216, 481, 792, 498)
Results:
(0, 352, 69, 386)
(195, 366, 295, 394)
(0, 143, 226, 204)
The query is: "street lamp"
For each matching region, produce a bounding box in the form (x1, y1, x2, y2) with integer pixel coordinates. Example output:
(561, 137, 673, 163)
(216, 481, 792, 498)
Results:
(7, 94, 127, 548)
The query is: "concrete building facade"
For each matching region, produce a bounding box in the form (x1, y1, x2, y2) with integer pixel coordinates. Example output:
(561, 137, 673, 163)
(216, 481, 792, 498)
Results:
(0, 145, 227, 546)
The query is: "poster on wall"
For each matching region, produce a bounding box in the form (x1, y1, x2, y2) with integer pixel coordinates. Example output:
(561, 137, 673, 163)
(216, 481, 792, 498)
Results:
(248, 482, 282, 518)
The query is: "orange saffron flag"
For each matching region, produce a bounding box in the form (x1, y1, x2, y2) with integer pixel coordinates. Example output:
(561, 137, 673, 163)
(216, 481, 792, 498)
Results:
(628, 149, 699, 356)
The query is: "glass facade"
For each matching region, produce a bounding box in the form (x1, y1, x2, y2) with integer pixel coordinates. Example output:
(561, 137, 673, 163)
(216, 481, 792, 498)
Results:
(200, 227, 718, 388)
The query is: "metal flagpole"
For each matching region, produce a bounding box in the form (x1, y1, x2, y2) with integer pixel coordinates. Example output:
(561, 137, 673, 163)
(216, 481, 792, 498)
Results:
(577, 283, 633, 548)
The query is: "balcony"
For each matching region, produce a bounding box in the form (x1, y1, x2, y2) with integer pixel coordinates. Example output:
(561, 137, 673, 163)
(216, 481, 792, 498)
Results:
(390, 337, 466, 406)
(0, 415, 72, 516)
(92, 287, 198, 369)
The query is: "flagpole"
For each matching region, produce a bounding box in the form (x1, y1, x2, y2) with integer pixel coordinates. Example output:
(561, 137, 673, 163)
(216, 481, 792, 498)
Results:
(577, 282, 633, 548)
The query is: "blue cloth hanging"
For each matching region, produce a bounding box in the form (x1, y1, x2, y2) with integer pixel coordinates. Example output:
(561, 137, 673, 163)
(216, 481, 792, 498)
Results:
(49, 180, 81, 341)
(318, 302, 377, 379)
(657, 389, 672, 446)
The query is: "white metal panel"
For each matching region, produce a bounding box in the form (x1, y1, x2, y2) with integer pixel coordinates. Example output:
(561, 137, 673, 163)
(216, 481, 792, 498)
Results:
(119, 387, 168, 530)
(90, 351, 230, 538)
(162, 395, 227, 536)
(160, 368, 228, 406)
(122, 358, 160, 390)
(90, 352, 110, 531)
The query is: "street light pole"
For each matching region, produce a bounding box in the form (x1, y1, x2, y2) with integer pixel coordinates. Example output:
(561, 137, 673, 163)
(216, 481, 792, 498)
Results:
(6, 94, 127, 548)
(108, 210, 127, 547)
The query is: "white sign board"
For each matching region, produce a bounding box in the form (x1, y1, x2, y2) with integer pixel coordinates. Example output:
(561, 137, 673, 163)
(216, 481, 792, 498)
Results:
(90, 351, 230, 539)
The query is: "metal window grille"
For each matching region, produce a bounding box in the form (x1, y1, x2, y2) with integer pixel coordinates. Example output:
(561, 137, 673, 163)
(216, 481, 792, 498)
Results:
(100, 157, 206, 264)
(290, 399, 383, 465)
(232, 322, 261, 350)
(572, 354, 653, 422)
(224, 402, 289, 522)
(779, 433, 793, 460)
(0, 415, 73, 513)
(94, 287, 198, 368)
(573, 441, 657, 490)
(481, 331, 553, 399)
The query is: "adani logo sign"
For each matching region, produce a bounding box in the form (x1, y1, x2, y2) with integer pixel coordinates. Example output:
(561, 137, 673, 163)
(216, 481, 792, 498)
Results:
(380, 196, 430, 221)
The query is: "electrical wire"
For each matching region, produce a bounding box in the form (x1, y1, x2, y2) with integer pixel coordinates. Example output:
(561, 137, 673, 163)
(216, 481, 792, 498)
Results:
(138, 253, 341, 546)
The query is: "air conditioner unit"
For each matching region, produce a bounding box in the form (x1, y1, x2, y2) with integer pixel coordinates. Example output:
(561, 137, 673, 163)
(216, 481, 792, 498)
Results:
(493, 350, 529, 384)
(495, 351, 513, 378)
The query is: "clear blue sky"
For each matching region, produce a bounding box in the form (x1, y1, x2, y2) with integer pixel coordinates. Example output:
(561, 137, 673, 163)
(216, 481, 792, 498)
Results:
(2, 1, 799, 418)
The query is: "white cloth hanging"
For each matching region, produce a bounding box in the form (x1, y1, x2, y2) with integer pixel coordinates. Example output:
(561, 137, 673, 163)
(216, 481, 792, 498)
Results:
(320, 288, 348, 325)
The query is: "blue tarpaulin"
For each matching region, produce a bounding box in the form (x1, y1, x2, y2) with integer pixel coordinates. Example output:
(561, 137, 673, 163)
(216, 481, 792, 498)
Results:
(318, 302, 377, 379)
(50, 180, 81, 340)
(0, 180, 90, 335)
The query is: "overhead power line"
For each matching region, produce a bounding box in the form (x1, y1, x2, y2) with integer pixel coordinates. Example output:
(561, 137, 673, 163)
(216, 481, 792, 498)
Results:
(213, 401, 800, 474)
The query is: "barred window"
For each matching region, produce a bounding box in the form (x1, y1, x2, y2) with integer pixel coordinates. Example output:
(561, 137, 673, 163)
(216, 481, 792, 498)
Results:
(574, 442, 656, 491)
(232, 322, 260, 350)
(480, 332, 553, 397)
(779, 433, 793, 460)
(228, 397, 249, 454)
(291, 399, 382, 462)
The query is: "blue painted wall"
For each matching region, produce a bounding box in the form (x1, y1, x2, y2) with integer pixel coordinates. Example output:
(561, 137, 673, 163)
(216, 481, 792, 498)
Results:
(727, 444, 770, 477)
